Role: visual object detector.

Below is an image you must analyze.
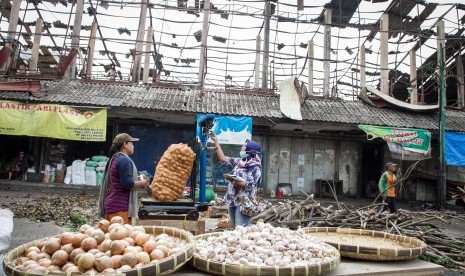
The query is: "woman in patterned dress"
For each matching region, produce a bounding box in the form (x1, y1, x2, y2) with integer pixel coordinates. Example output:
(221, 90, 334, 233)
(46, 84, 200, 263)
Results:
(211, 133, 262, 228)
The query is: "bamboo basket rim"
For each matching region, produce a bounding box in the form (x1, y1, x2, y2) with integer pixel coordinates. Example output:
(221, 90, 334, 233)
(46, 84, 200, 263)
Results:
(304, 227, 427, 261)
(191, 231, 341, 276)
(3, 225, 195, 276)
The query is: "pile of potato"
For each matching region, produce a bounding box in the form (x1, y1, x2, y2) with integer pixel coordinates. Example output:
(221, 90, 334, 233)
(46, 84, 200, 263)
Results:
(152, 143, 195, 201)
(8, 216, 188, 274)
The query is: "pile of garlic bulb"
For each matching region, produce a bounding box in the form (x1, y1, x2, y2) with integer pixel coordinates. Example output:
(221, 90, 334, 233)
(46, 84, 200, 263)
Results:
(195, 222, 338, 267)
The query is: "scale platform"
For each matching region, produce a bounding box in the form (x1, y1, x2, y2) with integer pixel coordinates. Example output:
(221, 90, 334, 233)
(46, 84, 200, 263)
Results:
(138, 197, 209, 221)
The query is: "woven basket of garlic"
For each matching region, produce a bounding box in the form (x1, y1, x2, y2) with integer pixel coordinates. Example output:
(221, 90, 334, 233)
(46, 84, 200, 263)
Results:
(192, 222, 340, 276)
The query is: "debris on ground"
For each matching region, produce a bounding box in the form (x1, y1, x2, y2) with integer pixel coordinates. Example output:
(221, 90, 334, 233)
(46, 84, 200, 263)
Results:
(1, 187, 464, 270)
(251, 191, 465, 269)
(0, 193, 99, 230)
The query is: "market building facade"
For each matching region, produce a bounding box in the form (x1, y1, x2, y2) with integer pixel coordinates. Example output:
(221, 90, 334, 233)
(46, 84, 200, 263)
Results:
(1, 79, 465, 204)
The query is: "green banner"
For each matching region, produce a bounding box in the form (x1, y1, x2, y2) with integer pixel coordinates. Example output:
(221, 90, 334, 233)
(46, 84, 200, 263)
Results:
(359, 125, 431, 160)
(0, 101, 107, 141)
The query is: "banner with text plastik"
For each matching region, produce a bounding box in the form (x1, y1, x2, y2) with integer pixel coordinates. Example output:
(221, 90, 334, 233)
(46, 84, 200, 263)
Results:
(358, 124, 431, 161)
(0, 101, 107, 141)
(196, 114, 252, 145)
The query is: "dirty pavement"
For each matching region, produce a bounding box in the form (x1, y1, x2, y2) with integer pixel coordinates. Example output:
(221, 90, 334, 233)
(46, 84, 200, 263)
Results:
(1, 180, 464, 275)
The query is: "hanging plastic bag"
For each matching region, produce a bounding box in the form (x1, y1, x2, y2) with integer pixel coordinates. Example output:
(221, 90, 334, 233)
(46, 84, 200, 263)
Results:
(239, 193, 264, 217)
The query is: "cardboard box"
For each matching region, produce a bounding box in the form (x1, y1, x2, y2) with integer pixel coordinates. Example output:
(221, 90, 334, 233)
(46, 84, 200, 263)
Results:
(55, 170, 66, 183)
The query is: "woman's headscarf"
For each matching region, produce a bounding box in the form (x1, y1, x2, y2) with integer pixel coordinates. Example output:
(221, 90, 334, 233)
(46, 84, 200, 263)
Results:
(237, 139, 261, 169)
(245, 139, 261, 157)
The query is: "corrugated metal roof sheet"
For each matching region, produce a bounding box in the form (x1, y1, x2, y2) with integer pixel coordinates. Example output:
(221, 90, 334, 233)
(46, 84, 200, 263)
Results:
(0, 80, 464, 132)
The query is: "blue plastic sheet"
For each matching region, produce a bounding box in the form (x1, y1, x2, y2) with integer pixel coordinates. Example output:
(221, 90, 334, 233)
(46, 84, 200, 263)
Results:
(196, 114, 252, 145)
(445, 131, 465, 167)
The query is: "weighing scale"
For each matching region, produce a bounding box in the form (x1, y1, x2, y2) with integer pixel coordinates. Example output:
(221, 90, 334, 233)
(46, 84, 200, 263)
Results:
(138, 115, 216, 220)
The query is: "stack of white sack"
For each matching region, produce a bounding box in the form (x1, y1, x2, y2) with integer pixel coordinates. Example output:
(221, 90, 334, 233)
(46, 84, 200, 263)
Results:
(95, 160, 107, 186)
(71, 160, 86, 185)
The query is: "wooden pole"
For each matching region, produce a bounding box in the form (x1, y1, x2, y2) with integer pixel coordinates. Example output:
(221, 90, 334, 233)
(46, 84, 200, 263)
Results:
(409, 49, 418, 105)
(437, 20, 446, 210)
(359, 45, 366, 93)
(68, 0, 84, 79)
(437, 46, 446, 210)
(457, 54, 464, 109)
(29, 18, 43, 74)
(437, 20, 446, 205)
(110, 69, 116, 81)
(255, 35, 261, 88)
(198, 0, 210, 89)
(3, 0, 21, 71)
(380, 13, 389, 95)
(261, 2, 271, 89)
(132, 0, 148, 83)
(307, 40, 314, 96)
(436, 20, 445, 86)
(143, 26, 153, 83)
(270, 61, 275, 89)
(85, 22, 98, 78)
(323, 8, 331, 97)
(7, 0, 21, 44)
(297, 0, 304, 11)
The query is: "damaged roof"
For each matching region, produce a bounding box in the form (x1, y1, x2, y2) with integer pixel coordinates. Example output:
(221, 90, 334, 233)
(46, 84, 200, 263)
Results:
(0, 79, 464, 132)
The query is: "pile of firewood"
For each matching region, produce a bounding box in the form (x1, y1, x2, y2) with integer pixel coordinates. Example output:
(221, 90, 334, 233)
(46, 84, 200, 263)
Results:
(251, 192, 465, 269)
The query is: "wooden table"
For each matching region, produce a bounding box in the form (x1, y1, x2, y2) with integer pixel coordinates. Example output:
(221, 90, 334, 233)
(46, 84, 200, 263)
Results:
(171, 259, 444, 275)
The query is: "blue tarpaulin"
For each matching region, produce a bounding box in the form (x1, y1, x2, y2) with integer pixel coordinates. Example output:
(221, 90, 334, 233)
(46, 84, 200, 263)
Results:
(196, 114, 252, 145)
(445, 131, 465, 167)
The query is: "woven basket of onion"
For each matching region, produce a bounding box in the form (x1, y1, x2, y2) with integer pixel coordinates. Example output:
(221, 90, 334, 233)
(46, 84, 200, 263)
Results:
(2, 216, 195, 276)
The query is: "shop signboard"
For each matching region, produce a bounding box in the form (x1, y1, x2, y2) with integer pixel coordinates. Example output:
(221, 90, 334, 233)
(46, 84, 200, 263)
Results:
(0, 100, 107, 141)
(358, 124, 431, 161)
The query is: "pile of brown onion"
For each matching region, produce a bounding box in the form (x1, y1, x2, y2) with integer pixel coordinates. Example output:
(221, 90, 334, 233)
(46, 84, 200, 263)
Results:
(9, 216, 188, 274)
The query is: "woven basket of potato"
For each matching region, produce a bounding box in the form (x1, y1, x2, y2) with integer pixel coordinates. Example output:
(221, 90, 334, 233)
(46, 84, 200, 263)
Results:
(151, 143, 195, 202)
(2, 217, 195, 276)
(191, 222, 340, 276)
